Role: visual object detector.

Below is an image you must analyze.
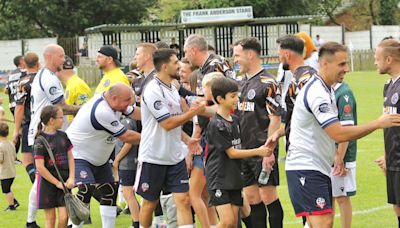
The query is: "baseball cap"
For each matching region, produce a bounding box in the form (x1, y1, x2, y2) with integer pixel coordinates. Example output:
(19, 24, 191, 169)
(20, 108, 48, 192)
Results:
(63, 55, 74, 69)
(98, 45, 121, 66)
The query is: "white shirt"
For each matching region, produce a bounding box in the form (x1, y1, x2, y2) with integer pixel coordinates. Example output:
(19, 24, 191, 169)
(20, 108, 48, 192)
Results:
(286, 75, 339, 176)
(28, 68, 65, 146)
(304, 51, 320, 72)
(139, 77, 185, 165)
(66, 93, 127, 166)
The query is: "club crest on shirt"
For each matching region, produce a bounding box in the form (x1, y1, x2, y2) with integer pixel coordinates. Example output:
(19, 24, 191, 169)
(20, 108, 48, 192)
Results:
(316, 197, 326, 209)
(391, 93, 399, 104)
(103, 79, 110, 87)
(247, 89, 256, 100)
(319, 103, 330, 113)
(49, 86, 58, 95)
(105, 135, 116, 144)
(111, 121, 118, 126)
(154, 100, 162, 110)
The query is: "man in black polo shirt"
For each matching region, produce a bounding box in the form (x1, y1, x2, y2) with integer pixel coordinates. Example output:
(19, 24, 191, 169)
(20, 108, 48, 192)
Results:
(374, 39, 400, 227)
(183, 34, 235, 93)
(233, 37, 283, 228)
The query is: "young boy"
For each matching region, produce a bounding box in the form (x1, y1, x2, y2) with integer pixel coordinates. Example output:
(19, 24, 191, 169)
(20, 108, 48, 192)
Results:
(0, 122, 19, 211)
(205, 77, 272, 227)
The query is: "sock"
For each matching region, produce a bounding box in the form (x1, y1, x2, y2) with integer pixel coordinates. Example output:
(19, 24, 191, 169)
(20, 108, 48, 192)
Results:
(25, 163, 35, 183)
(132, 221, 139, 228)
(398, 217, 400, 228)
(71, 221, 84, 228)
(100, 205, 117, 228)
(27, 181, 38, 223)
(178, 225, 194, 228)
(242, 214, 253, 228)
(154, 201, 163, 216)
(302, 216, 307, 226)
(250, 202, 267, 228)
(266, 199, 284, 228)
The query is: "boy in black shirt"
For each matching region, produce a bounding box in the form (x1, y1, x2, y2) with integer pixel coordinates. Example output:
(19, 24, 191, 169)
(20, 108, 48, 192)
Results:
(205, 77, 271, 227)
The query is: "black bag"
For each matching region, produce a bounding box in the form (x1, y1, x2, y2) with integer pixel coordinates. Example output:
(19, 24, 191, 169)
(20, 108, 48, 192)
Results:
(38, 135, 90, 225)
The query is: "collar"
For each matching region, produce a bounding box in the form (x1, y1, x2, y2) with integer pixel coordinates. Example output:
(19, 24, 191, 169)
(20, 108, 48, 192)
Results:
(391, 75, 400, 84)
(245, 69, 264, 80)
(200, 54, 212, 70)
(65, 74, 78, 87)
(333, 82, 342, 91)
(144, 69, 156, 78)
(155, 77, 172, 90)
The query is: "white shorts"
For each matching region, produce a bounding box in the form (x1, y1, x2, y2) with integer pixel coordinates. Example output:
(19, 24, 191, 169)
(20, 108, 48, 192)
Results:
(331, 161, 356, 197)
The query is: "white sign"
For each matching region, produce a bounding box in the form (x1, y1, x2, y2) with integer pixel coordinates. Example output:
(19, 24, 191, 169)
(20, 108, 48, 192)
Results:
(181, 6, 253, 24)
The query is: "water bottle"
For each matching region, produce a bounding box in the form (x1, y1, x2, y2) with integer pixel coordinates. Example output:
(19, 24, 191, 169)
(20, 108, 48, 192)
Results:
(258, 168, 271, 185)
(186, 95, 197, 106)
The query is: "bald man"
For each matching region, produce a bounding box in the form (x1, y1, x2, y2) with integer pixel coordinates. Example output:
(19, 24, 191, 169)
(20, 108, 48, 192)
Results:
(66, 83, 140, 228)
(28, 44, 80, 146)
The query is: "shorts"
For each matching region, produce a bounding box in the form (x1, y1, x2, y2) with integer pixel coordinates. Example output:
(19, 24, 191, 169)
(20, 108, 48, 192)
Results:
(75, 159, 114, 185)
(119, 169, 137, 186)
(134, 159, 189, 201)
(37, 175, 66, 209)
(193, 154, 204, 170)
(1, 178, 14, 193)
(241, 148, 279, 187)
(387, 170, 400, 205)
(331, 162, 356, 197)
(208, 189, 243, 207)
(286, 170, 333, 217)
(21, 123, 32, 153)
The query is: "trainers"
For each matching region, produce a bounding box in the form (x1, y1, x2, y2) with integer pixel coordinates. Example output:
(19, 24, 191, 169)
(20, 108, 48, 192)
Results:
(26, 221, 41, 228)
(116, 206, 123, 217)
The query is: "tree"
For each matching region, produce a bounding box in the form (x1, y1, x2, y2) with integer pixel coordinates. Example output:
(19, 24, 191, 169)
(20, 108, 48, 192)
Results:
(0, 0, 156, 38)
(378, 0, 399, 25)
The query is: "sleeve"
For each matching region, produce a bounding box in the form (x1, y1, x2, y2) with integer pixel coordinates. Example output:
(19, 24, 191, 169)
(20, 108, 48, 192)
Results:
(94, 109, 127, 137)
(265, 82, 282, 116)
(33, 138, 46, 159)
(142, 84, 171, 122)
(15, 80, 28, 105)
(62, 132, 73, 151)
(208, 120, 233, 152)
(337, 92, 356, 126)
(44, 76, 64, 104)
(307, 89, 339, 129)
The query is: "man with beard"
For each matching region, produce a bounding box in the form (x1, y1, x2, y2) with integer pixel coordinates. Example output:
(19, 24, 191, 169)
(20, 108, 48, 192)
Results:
(266, 42, 400, 228)
(233, 37, 283, 228)
(135, 49, 205, 228)
(374, 39, 400, 227)
(95, 45, 129, 94)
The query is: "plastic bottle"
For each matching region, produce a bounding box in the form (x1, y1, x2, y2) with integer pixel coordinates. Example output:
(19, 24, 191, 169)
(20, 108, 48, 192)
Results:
(258, 168, 271, 185)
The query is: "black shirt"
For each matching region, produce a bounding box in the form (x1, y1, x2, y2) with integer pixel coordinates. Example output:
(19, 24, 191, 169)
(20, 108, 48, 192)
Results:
(235, 69, 281, 149)
(205, 114, 243, 190)
(383, 78, 400, 171)
(34, 131, 73, 180)
(15, 72, 36, 125)
(284, 66, 316, 149)
(132, 69, 156, 99)
(198, 53, 235, 92)
(6, 68, 26, 110)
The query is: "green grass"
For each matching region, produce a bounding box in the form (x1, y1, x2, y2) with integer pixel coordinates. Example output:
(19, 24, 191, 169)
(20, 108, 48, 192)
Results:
(0, 71, 395, 227)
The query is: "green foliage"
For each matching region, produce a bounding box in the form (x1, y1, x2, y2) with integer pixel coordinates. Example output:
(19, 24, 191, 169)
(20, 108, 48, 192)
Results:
(0, 0, 156, 38)
(378, 0, 399, 25)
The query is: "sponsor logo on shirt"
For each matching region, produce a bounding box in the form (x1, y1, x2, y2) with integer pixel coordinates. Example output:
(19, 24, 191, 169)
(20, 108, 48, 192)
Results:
(299, 177, 305, 186)
(344, 104, 352, 113)
(391, 93, 399, 104)
(238, 102, 255, 111)
(384, 106, 398, 114)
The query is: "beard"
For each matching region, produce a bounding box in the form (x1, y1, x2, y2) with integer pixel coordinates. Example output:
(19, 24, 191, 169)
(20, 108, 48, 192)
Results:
(378, 66, 390, 75)
(171, 72, 180, 80)
(282, 63, 290, 71)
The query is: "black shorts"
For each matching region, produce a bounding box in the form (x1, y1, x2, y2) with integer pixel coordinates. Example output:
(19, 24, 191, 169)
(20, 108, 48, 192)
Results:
(37, 175, 66, 209)
(1, 178, 14, 193)
(21, 123, 32, 153)
(119, 169, 137, 186)
(75, 159, 114, 185)
(387, 170, 400, 205)
(208, 189, 243, 207)
(286, 170, 333, 217)
(134, 159, 189, 201)
(241, 148, 279, 187)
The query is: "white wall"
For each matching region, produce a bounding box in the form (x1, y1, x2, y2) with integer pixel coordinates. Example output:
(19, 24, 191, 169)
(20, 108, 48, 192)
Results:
(311, 26, 343, 44)
(371, 25, 400, 48)
(24, 37, 57, 65)
(345, 31, 370, 50)
(0, 40, 22, 71)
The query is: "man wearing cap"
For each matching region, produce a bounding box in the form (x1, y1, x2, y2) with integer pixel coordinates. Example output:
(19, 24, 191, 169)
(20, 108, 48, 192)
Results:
(95, 45, 130, 94)
(57, 55, 92, 125)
